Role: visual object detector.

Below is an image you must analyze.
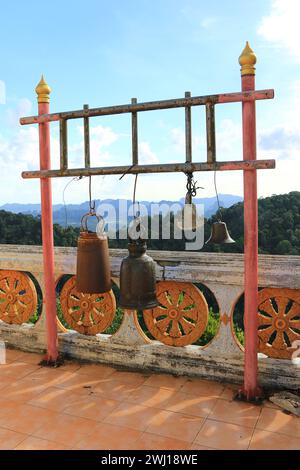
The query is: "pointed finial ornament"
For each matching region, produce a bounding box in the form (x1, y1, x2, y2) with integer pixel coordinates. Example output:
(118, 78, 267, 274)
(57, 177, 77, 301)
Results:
(35, 75, 51, 103)
(239, 41, 257, 76)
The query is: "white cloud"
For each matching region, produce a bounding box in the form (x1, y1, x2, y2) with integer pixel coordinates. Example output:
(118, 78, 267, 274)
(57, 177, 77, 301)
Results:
(258, 0, 300, 61)
(139, 142, 158, 164)
(170, 127, 202, 155)
(6, 98, 32, 126)
(200, 17, 217, 29)
(0, 81, 5, 105)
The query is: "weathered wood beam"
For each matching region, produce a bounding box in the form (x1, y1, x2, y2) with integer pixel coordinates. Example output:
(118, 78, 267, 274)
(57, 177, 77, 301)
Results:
(21, 159, 275, 179)
(20, 89, 274, 125)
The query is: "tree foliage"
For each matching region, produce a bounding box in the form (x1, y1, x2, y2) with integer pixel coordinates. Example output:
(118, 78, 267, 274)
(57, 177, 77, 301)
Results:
(0, 191, 299, 255)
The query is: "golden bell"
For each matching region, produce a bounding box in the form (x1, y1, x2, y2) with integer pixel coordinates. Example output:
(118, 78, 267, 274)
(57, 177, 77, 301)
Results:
(76, 213, 111, 294)
(119, 239, 159, 310)
(205, 221, 235, 245)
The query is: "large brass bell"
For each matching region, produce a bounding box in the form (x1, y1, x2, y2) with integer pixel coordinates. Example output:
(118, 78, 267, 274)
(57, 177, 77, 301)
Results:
(76, 213, 111, 293)
(206, 221, 235, 244)
(119, 238, 159, 310)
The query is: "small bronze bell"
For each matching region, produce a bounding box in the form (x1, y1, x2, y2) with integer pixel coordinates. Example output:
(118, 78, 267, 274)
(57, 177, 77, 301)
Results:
(119, 239, 159, 310)
(76, 213, 111, 293)
(206, 221, 235, 244)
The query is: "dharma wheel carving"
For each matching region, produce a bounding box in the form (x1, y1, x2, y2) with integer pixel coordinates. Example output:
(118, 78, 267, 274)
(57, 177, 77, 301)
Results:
(143, 281, 208, 347)
(60, 276, 116, 335)
(258, 288, 300, 359)
(0, 270, 37, 324)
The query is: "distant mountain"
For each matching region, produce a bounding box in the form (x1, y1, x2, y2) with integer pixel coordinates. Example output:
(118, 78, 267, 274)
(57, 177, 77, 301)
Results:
(0, 194, 242, 227)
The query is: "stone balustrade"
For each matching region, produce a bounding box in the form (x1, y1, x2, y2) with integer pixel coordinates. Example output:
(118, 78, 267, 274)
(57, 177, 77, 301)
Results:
(0, 245, 299, 390)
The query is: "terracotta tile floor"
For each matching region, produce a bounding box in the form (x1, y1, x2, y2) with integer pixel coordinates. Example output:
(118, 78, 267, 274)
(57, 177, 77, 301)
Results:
(0, 348, 299, 450)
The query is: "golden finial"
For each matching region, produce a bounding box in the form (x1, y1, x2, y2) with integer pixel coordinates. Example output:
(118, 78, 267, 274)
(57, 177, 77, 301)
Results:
(238, 41, 257, 76)
(35, 75, 51, 103)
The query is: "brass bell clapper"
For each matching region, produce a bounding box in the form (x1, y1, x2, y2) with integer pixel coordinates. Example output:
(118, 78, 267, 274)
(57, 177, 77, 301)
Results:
(119, 175, 159, 310)
(76, 177, 111, 294)
(206, 168, 235, 245)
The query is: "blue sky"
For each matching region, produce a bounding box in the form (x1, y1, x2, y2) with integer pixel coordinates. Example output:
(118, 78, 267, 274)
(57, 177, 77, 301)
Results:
(0, 0, 299, 204)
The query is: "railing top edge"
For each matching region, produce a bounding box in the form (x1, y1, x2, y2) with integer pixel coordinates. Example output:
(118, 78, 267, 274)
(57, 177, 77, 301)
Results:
(0, 244, 299, 263)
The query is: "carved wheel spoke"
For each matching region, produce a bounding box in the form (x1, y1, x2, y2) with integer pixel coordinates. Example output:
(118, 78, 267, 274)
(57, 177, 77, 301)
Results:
(258, 325, 275, 344)
(257, 312, 273, 326)
(259, 299, 277, 318)
(258, 288, 300, 359)
(60, 276, 116, 335)
(144, 281, 208, 347)
(0, 271, 37, 325)
(156, 317, 171, 334)
(271, 330, 286, 350)
(179, 317, 195, 335)
(285, 302, 300, 321)
(169, 320, 181, 338)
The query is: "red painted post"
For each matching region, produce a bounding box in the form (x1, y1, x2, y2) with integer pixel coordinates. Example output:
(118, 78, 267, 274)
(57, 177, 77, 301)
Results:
(36, 76, 58, 362)
(239, 43, 261, 400)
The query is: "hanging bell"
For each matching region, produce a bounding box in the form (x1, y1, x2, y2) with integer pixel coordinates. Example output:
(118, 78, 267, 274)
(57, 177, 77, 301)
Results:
(206, 221, 235, 244)
(119, 238, 159, 310)
(76, 213, 111, 293)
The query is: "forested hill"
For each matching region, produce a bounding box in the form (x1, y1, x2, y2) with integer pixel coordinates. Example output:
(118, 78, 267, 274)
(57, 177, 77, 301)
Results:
(206, 191, 300, 255)
(0, 191, 299, 255)
(0, 211, 79, 246)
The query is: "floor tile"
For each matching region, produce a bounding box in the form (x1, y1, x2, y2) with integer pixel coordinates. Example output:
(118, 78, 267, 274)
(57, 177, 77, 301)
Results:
(93, 378, 141, 401)
(14, 436, 68, 450)
(4, 349, 24, 363)
(14, 352, 44, 365)
(181, 378, 224, 397)
(190, 443, 218, 450)
(164, 392, 217, 418)
(145, 410, 204, 443)
(0, 403, 58, 434)
(219, 385, 239, 401)
(74, 422, 142, 450)
(143, 374, 187, 391)
(76, 363, 116, 379)
(0, 377, 14, 391)
(54, 372, 102, 393)
(126, 385, 175, 409)
(249, 429, 300, 450)
(103, 402, 161, 431)
(3, 377, 50, 402)
(263, 400, 283, 410)
(21, 367, 75, 388)
(33, 413, 99, 447)
(0, 362, 40, 379)
(194, 419, 253, 450)
(108, 370, 148, 387)
(63, 394, 120, 421)
(256, 408, 300, 438)
(0, 427, 27, 450)
(209, 399, 261, 428)
(57, 362, 81, 373)
(0, 398, 23, 417)
(28, 386, 82, 412)
(135, 432, 190, 450)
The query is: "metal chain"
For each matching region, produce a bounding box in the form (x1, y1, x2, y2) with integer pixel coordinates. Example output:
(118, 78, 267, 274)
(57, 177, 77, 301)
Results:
(214, 165, 222, 221)
(185, 172, 203, 197)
